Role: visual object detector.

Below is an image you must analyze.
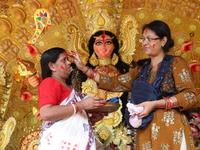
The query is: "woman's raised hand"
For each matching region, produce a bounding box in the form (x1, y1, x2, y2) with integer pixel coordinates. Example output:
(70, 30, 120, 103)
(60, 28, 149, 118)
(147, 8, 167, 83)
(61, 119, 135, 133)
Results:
(68, 50, 100, 83)
(66, 50, 86, 72)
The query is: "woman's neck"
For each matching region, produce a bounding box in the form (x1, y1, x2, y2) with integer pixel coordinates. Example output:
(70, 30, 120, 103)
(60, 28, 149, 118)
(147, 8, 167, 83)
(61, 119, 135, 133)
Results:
(52, 75, 70, 90)
(150, 54, 165, 67)
(150, 54, 165, 71)
(98, 56, 111, 66)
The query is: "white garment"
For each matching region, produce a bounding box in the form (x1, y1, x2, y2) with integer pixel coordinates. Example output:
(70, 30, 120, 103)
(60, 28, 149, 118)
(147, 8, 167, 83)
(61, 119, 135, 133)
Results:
(38, 89, 96, 150)
(180, 131, 187, 150)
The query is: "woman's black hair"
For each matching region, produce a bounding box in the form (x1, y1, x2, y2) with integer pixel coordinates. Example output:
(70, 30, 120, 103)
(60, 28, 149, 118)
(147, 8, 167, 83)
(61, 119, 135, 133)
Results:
(142, 20, 174, 53)
(40, 47, 73, 85)
(87, 30, 129, 74)
(40, 47, 65, 80)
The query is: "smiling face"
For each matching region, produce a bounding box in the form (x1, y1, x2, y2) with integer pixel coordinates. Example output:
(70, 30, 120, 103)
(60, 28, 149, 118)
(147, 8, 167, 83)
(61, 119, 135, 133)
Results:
(93, 34, 115, 58)
(141, 28, 166, 57)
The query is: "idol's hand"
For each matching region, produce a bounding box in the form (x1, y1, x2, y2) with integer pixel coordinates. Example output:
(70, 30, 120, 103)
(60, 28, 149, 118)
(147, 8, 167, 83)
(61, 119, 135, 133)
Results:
(35, 111, 43, 121)
(180, 40, 193, 53)
(27, 72, 41, 87)
(189, 62, 200, 73)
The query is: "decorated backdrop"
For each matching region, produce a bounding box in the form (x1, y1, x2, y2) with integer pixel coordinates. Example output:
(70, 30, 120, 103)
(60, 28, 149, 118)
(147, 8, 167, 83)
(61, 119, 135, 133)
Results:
(0, 0, 200, 150)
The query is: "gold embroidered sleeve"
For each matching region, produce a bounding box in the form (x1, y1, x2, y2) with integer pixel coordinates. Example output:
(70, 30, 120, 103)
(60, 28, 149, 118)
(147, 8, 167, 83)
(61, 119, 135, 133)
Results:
(173, 56, 197, 111)
(98, 67, 138, 92)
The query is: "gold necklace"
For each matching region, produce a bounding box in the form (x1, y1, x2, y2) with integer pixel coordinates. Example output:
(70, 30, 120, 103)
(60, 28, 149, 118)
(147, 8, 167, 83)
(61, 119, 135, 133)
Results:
(98, 57, 111, 66)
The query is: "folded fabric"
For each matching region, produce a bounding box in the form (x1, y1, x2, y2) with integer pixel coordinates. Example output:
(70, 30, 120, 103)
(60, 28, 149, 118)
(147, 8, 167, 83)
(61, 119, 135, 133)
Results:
(126, 103, 144, 128)
(106, 97, 119, 103)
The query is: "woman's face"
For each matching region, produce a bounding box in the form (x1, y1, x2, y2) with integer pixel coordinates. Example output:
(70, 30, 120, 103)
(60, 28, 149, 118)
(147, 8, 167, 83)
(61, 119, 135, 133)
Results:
(52, 52, 72, 78)
(93, 34, 115, 57)
(140, 28, 166, 57)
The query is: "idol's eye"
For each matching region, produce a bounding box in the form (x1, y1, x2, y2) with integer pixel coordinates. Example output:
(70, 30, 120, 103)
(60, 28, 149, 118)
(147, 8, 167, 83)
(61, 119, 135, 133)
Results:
(190, 118, 195, 122)
(94, 41, 103, 46)
(105, 41, 113, 45)
(189, 115, 196, 122)
(198, 122, 200, 129)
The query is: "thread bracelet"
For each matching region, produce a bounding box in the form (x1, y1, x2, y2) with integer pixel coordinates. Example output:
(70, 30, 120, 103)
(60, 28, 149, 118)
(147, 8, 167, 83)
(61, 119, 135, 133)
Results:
(87, 69, 97, 79)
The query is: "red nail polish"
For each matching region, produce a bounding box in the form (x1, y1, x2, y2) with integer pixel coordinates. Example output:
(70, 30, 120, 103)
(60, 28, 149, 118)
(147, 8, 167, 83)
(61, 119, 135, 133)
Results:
(65, 53, 71, 56)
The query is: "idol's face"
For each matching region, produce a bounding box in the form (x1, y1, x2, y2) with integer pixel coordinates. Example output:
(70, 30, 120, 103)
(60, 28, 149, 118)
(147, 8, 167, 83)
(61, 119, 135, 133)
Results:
(189, 112, 200, 139)
(93, 34, 114, 58)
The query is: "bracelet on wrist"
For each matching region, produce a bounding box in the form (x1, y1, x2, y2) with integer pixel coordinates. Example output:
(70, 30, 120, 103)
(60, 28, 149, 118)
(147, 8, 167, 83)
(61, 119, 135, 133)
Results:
(163, 97, 173, 110)
(83, 67, 90, 74)
(87, 69, 97, 79)
(71, 103, 76, 115)
(73, 103, 79, 113)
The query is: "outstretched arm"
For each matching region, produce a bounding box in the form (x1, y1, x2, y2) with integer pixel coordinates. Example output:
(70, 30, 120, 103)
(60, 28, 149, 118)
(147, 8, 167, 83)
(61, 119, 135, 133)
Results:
(68, 51, 100, 83)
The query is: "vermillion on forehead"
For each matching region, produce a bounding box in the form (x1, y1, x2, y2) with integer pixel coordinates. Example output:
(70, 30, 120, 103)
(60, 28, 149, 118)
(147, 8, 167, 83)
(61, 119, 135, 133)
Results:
(65, 53, 73, 62)
(93, 34, 114, 41)
(144, 28, 149, 33)
(102, 31, 105, 43)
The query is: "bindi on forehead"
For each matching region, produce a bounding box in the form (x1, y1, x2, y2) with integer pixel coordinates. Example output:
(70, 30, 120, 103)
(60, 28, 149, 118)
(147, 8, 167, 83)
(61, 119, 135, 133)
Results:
(94, 34, 113, 43)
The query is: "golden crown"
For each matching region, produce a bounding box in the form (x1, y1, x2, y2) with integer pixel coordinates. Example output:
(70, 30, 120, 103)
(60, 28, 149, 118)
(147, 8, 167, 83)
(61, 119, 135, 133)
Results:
(79, 0, 123, 38)
(64, 0, 138, 65)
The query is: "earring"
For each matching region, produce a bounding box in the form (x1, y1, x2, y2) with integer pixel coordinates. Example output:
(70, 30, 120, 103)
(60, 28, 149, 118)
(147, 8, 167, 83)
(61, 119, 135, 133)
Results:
(111, 53, 119, 65)
(52, 69, 56, 71)
(89, 53, 99, 66)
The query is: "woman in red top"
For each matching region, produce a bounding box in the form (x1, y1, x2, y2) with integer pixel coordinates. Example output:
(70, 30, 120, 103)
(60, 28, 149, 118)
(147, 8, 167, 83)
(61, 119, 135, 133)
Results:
(38, 47, 106, 150)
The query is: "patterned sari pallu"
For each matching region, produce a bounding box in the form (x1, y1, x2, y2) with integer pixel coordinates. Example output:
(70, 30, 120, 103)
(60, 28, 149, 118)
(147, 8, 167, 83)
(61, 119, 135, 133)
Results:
(38, 89, 96, 150)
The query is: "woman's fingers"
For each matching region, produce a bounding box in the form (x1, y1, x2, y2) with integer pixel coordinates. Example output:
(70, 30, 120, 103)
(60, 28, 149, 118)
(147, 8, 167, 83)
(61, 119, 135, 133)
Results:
(94, 99, 106, 108)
